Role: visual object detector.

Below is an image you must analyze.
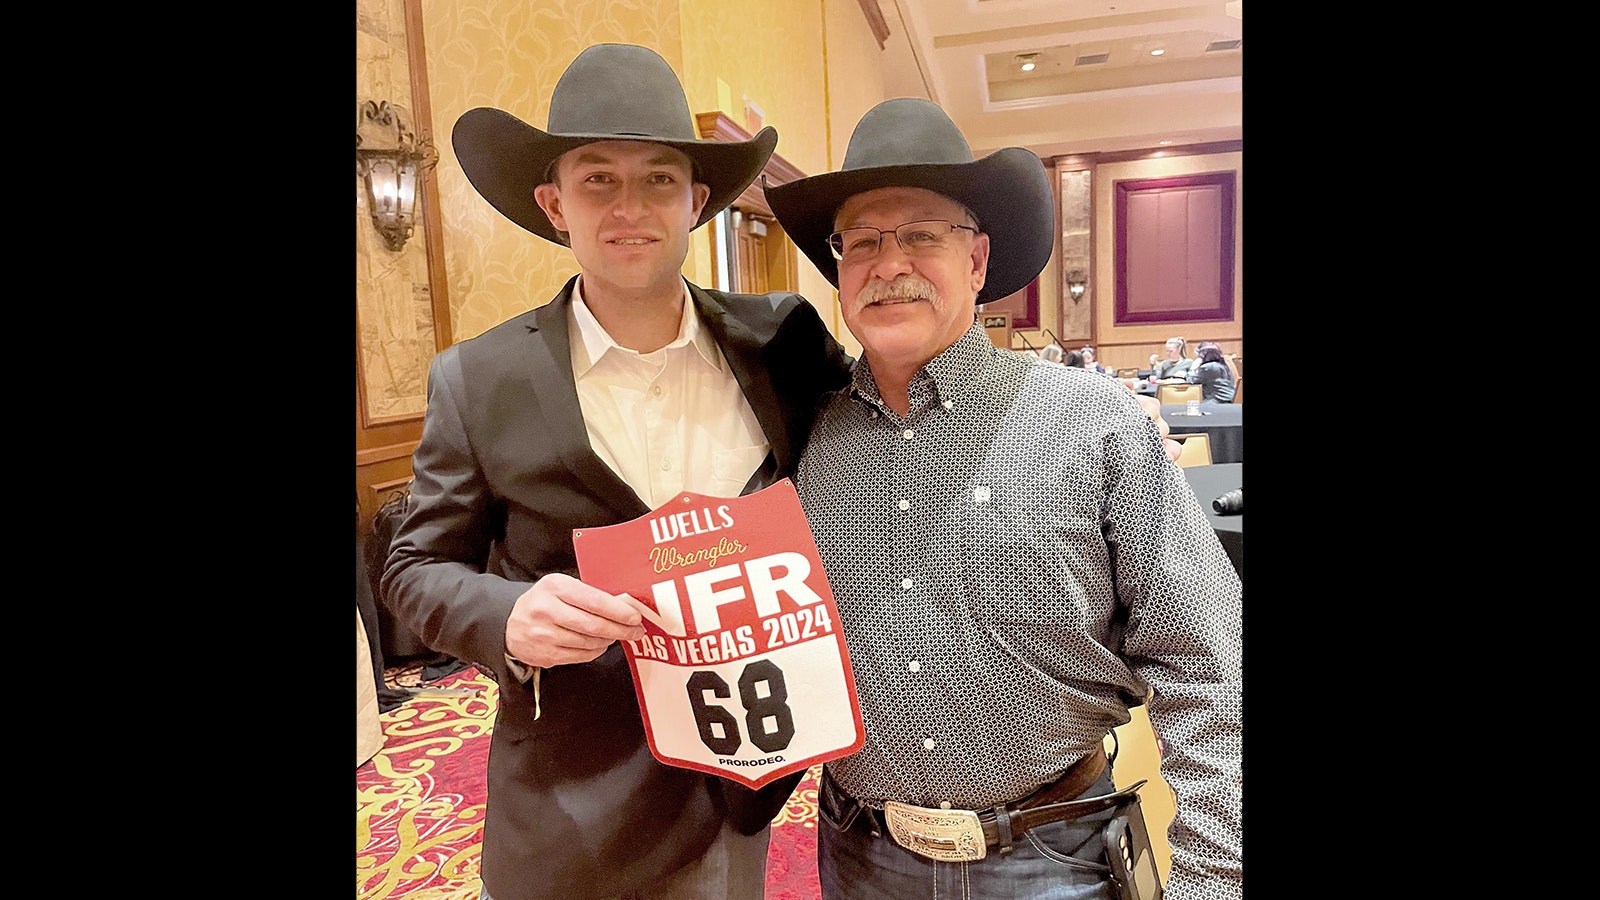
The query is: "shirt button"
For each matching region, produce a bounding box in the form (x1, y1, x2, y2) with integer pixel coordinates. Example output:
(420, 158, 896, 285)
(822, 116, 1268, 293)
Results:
(661, 458, 672, 471)
(903, 429, 915, 440)
(897, 499, 910, 511)
(943, 399, 954, 409)
(923, 738, 936, 750)
(908, 660, 920, 672)
(939, 800, 952, 810)
(901, 577, 913, 590)
(651, 385, 663, 397)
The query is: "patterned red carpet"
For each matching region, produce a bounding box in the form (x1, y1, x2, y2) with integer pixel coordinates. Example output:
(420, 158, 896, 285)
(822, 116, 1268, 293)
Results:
(357, 664, 822, 900)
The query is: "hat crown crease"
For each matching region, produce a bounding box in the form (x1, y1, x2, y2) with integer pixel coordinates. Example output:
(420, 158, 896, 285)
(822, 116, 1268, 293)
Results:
(842, 99, 974, 170)
(547, 48, 696, 140)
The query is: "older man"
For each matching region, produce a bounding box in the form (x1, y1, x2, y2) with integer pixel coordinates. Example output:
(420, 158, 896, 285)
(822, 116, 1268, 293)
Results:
(766, 99, 1242, 900)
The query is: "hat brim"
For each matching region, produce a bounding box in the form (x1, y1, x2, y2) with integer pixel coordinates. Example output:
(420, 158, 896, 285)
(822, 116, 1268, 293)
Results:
(453, 107, 777, 246)
(764, 148, 1054, 305)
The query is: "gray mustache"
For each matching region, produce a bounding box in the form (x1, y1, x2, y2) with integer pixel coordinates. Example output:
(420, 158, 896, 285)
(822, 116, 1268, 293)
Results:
(857, 276, 937, 307)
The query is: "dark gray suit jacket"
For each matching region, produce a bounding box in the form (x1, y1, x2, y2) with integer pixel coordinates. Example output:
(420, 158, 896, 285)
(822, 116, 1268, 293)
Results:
(382, 276, 852, 900)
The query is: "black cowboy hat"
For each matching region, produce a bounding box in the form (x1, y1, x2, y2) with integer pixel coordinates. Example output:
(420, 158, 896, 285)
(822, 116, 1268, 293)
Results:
(452, 43, 776, 246)
(764, 98, 1053, 304)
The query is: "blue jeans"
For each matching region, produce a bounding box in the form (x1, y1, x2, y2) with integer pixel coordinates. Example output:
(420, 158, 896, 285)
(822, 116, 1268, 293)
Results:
(817, 768, 1122, 900)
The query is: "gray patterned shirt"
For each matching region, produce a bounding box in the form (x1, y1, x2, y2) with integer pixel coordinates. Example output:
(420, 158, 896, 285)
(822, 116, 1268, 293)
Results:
(796, 322, 1242, 900)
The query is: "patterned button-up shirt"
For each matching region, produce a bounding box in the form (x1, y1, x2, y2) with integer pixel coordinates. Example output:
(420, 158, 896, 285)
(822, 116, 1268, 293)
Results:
(796, 322, 1241, 900)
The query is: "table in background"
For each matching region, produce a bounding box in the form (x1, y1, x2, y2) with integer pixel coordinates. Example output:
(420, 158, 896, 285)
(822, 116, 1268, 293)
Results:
(1180, 462, 1242, 581)
(1161, 403, 1243, 463)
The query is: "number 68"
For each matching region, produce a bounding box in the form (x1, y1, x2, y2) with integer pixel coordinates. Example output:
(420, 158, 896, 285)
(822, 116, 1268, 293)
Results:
(685, 659, 795, 755)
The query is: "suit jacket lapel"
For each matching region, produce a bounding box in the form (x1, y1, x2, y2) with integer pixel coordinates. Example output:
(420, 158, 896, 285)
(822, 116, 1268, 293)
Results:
(693, 285, 790, 479)
(522, 278, 650, 518)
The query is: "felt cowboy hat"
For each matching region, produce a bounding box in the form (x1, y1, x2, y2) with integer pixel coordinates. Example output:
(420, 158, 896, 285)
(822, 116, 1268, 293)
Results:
(764, 98, 1053, 304)
(452, 43, 776, 246)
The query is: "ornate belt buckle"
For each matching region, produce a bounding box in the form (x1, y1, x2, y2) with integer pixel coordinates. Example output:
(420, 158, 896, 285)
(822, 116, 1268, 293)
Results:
(882, 801, 987, 861)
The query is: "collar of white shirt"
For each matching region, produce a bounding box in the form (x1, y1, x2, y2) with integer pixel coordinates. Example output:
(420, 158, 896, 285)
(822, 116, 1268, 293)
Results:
(568, 277, 724, 377)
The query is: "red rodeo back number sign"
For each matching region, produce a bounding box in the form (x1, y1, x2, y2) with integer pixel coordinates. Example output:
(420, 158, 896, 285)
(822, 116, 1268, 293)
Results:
(572, 479, 865, 789)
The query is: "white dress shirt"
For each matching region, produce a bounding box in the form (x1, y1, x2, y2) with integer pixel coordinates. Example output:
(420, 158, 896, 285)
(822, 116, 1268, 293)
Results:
(508, 278, 770, 689)
(568, 278, 769, 506)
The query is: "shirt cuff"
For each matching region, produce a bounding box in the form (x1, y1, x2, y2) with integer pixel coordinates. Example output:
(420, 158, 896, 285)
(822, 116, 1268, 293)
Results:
(505, 653, 534, 682)
(505, 654, 542, 719)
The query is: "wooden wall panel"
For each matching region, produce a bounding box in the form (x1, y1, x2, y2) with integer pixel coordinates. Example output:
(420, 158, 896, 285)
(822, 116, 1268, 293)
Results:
(359, 461, 415, 529)
(1113, 172, 1236, 325)
(356, 0, 447, 537)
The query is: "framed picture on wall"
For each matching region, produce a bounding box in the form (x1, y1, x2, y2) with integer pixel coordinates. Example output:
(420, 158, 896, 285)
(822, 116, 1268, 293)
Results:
(980, 311, 1011, 348)
(981, 278, 1038, 330)
(1113, 172, 1236, 324)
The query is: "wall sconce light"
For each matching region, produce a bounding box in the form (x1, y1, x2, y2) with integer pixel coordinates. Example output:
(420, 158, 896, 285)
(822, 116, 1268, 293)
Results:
(356, 100, 437, 252)
(1066, 270, 1088, 303)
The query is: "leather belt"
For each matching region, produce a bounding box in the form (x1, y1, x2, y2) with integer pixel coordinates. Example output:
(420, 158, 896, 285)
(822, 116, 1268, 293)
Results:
(839, 745, 1142, 862)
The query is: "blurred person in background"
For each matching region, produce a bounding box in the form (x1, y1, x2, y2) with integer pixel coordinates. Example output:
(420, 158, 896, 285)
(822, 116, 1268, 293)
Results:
(1185, 341, 1236, 405)
(1149, 336, 1193, 380)
(1080, 345, 1109, 375)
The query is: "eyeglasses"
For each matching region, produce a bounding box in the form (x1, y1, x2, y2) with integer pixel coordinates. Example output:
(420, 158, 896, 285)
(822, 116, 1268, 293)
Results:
(826, 220, 979, 262)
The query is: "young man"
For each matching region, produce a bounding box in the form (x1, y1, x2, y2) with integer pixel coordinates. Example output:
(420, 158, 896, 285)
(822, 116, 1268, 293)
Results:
(766, 98, 1242, 900)
(382, 44, 851, 900)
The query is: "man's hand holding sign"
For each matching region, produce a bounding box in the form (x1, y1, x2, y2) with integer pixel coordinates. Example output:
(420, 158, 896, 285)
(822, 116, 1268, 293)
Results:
(503, 572, 650, 668)
(573, 479, 865, 790)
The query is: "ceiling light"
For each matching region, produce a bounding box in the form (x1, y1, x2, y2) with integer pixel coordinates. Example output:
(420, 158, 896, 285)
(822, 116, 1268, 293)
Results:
(1150, 48, 1165, 56)
(1017, 53, 1039, 72)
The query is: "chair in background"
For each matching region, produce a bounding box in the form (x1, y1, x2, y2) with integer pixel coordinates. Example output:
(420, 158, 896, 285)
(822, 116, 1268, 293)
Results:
(1157, 382, 1203, 406)
(1226, 353, 1242, 379)
(366, 484, 448, 664)
(1116, 367, 1142, 379)
(1231, 376, 1243, 404)
(1169, 432, 1213, 467)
